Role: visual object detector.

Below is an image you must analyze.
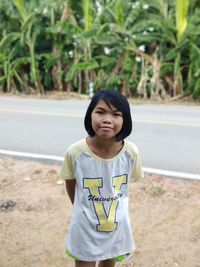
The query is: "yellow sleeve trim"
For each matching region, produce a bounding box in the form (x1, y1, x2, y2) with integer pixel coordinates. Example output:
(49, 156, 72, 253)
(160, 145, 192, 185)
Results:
(60, 139, 85, 180)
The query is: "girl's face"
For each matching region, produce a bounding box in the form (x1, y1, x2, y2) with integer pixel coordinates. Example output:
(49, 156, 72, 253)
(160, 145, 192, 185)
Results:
(91, 100, 123, 140)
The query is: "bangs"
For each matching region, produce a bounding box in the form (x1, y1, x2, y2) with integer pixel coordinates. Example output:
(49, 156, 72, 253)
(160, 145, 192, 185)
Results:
(100, 95, 124, 112)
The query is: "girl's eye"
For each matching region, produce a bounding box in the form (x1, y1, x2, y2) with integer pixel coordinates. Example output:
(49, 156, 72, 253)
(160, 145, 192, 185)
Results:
(95, 110, 103, 114)
(114, 112, 122, 117)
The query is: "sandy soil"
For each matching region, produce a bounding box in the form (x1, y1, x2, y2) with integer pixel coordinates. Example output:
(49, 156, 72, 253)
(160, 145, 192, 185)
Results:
(0, 156, 200, 267)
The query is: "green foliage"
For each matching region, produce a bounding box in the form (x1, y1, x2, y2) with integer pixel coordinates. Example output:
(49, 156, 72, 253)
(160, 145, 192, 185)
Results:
(83, 0, 93, 30)
(74, 60, 99, 71)
(0, 0, 199, 98)
(152, 186, 166, 197)
(176, 0, 189, 39)
(0, 33, 21, 50)
(13, 0, 28, 21)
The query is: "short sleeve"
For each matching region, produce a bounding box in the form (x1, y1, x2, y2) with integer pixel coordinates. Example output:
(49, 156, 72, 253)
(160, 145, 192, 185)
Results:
(126, 141, 144, 181)
(132, 150, 144, 181)
(60, 151, 75, 180)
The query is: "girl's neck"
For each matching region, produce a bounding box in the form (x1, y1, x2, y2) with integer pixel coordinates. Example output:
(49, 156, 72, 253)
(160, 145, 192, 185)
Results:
(86, 136, 124, 159)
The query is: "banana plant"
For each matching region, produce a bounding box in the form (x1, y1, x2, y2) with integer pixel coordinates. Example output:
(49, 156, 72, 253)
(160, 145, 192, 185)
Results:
(125, 0, 189, 98)
(47, 0, 77, 91)
(89, 0, 134, 94)
(1, 0, 200, 99)
(13, 0, 44, 93)
(186, 5, 200, 99)
(174, 0, 189, 95)
(97, 0, 155, 95)
(64, 0, 100, 94)
(0, 32, 26, 92)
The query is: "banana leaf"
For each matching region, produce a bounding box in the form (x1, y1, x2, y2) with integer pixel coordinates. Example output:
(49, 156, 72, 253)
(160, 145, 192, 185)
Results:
(0, 53, 6, 62)
(176, 0, 189, 39)
(13, 0, 28, 21)
(83, 0, 93, 30)
(65, 65, 76, 82)
(21, 13, 37, 32)
(75, 28, 99, 39)
(10, 57, 30, 70)
(160, 63, 174, 76)
(0, 33, 21, 50)
(163, 47, 183, 61)
(115, 0, 124, 27)
(13, 70, 23, 85)
(0, 76, 6, 84)
(74, 60, 99, 71)
(95, 55, 116, 67)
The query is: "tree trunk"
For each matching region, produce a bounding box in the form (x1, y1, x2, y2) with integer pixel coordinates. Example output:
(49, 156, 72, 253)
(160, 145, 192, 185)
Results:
(10, 80, 17, 94)
(67, 82, 72, 93)
(78, 72, 82, 94)
(137, 59, 148, 99)
(51, 4, 70, 91)
(150, 56, 161, 100)
(112, 53, 125, 76)
(0, 70, 3, 92)
(173, 73, 182, 96)
(52, 61, 63, 91)
(164, 75, 174, 96)
(121, 74, 127, 96)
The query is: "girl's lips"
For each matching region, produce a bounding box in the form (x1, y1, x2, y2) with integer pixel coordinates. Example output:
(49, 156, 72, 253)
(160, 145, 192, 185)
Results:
(100, 126, 113, 131)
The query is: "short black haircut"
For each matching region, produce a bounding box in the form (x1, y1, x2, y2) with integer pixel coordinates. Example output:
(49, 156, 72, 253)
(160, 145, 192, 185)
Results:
(84, 90, 132, 141)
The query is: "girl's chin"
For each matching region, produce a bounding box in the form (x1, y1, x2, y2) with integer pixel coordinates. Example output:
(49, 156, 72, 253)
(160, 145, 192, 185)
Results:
(95, 134, 117, 140)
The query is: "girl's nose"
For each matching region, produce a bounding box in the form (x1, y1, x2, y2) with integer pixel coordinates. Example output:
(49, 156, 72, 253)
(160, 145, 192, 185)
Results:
(102, 114, 112, 123)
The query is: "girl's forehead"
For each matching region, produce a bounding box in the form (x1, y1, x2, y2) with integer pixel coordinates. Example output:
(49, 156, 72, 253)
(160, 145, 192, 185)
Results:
(95, 100, 118, 110)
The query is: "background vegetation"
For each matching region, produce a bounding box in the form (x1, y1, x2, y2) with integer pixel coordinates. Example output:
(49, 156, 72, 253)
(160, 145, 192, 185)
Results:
(0, 0, 200, 99)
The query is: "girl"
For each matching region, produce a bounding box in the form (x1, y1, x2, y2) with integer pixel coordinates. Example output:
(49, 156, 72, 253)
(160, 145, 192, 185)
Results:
(61, 90, 143, 267)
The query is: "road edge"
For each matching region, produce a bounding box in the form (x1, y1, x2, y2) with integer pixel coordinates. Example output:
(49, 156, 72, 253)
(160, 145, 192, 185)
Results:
(0, 149, 200, 181)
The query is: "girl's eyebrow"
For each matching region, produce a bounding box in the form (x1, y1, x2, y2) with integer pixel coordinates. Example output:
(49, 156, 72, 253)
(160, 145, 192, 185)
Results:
(95, 107, 105, 110)
(95, 106, 121, 113)
(94, 107, 106, 112)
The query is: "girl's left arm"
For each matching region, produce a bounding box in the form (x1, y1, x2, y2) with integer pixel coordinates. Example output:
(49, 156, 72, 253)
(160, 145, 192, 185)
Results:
(65, 179, 76, 204)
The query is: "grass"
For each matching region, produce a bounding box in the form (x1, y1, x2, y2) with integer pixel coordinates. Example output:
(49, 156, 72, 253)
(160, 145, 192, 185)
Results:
(152, 186, 166, 197)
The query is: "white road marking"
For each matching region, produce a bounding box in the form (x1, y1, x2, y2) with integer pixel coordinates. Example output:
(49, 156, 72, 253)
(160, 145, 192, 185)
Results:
(0, 108, 83, 118)
(133, 119, 200, 127)
(0, 108, 200, 127)
(0, 149, 200, 181)
(0, 149, 63, 161)
(143, 167, 200, 181)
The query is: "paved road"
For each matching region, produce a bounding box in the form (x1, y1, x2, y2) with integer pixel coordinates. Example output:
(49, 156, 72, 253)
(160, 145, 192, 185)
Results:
(0, 96, 200, 176)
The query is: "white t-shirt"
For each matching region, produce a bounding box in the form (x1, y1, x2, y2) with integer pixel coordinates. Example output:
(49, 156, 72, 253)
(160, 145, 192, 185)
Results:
(61, 138, 143, 262)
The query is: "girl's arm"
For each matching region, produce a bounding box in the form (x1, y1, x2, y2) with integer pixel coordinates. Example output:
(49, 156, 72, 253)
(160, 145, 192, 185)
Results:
(65, 179, 76, 204)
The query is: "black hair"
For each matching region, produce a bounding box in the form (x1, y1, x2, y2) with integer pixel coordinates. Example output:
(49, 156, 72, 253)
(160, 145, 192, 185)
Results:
(84, 90, 132, 141)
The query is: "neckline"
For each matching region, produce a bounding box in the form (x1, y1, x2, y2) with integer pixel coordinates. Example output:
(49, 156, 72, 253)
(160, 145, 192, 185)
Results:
(84, 138, 126, 162)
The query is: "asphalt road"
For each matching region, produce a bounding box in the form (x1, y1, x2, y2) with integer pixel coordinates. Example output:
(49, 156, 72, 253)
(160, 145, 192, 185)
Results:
(0, 96, 200, 176)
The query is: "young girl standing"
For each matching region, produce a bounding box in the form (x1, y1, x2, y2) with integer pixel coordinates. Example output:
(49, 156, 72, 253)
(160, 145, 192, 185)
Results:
(61, 90, 143, 267)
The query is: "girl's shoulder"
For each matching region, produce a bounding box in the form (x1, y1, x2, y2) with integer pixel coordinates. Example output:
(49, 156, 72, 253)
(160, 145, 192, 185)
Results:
(124, 140, 140, 158)
(65, 139, 86, 154)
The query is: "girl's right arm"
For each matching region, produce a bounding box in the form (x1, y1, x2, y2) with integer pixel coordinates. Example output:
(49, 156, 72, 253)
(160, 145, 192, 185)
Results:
(65, 179, 76, 204)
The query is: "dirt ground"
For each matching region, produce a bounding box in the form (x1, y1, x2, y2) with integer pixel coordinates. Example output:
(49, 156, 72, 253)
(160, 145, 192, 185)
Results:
(0, 156, 200, 267)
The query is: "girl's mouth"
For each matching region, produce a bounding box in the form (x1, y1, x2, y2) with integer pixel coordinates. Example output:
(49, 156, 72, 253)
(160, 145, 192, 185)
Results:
(100, 126, 113, 131)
